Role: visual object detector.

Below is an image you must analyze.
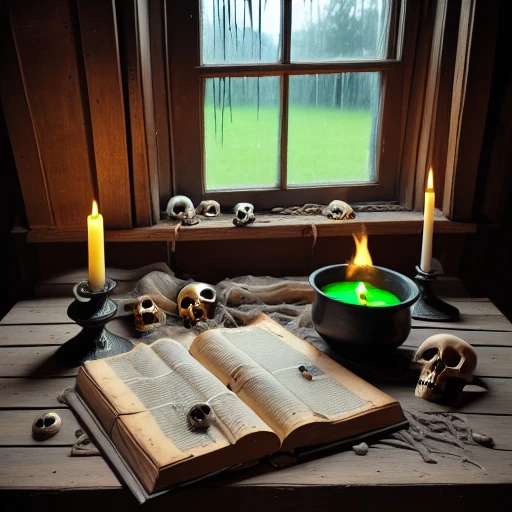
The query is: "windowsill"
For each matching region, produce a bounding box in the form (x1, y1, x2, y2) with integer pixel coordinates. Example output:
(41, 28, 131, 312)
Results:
(22, 210, 476, 243)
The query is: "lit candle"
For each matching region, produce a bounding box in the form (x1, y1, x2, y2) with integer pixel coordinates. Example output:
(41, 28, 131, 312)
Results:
(87, 200, 105, 291)
(420, 168, 435, 272)
(322, 281, 400, 307)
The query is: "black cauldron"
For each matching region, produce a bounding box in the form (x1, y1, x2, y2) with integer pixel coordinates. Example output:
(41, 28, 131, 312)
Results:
(309, 264, 420, 354)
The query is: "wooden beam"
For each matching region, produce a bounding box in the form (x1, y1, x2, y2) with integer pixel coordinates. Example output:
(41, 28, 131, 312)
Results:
(7, 0, 96, 228)
(443, 0, 500, 221)
(1, 7, 54, 229)
(77, 0, 132, 228)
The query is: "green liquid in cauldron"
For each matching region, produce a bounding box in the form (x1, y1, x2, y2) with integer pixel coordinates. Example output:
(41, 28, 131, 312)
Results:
(321, 281, 401, 307)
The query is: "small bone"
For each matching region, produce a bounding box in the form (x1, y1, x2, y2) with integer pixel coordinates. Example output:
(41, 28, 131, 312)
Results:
(352, 442, 368, 455)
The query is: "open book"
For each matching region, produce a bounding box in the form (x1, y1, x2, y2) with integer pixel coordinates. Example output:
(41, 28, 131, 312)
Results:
(74, 314, 407, 495)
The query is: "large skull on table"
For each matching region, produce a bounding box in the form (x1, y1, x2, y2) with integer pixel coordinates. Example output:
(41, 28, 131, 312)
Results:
(413, 334, 477, 402)
(177, 283, 217, 328)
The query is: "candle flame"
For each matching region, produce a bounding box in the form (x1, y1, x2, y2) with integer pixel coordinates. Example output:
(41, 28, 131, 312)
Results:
(426, 168, 434, 191)
(356, 281, 368, 306)
(91, 200, 99, 218)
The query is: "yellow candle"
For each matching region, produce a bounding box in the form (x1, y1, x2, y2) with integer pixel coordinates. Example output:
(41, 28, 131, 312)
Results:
(420, 168, 435, 272)
(87, 200, 106, 291)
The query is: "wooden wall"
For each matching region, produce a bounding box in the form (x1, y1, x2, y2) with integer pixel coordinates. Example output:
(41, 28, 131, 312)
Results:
(1, 0, 169, 230)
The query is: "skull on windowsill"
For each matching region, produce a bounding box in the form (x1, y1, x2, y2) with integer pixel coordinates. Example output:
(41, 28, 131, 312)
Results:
(233, 202, 255, 226)
(166, 195, 200, 225)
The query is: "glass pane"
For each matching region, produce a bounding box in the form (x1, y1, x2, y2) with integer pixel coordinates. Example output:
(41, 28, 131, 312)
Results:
(204, 76, 280, 190)
(201, 0, 281, 64)
(291, 0, 392, 62)
(287, 72, 380, 186)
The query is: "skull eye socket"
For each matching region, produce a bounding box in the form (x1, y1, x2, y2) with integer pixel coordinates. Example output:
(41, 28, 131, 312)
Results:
(181, 297, 194, 309)
(141, 299, 153, 308)
(173, 204, 186, 214)
(419, 347, 439, 362)
(237, 209, 246, 219)
(142, 312, 155, 324)
(443, 346, 462, 367)
(44, 416, 55, 428)
(200, 288, 215, 300)
(206, 206, 216, 215)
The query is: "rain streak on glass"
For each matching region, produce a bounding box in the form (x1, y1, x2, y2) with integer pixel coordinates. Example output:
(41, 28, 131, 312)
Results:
(200, 0, 392, 190)
(287, 72, 380, 186)
(291, 0, 392, 62)
(201, 0, 281, 64)
(204, 76, 281, 190)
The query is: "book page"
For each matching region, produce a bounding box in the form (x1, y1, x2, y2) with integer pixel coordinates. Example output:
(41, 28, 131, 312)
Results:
(190, 329, 339, 442)
(101, 340, 274, 455)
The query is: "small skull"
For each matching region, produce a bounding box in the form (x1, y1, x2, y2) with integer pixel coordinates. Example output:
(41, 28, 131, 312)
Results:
(233, 202, 255, 226)
(413, 334, 477, 402)
(166, 195, 199, 225)
(32, 412, 62, 440)
(187, 402, 215, 429)
(196, 200, 221, 217)
(177, 283, 217, 328)
(133, 295, 166, 332)
(322, 200, 355, 220)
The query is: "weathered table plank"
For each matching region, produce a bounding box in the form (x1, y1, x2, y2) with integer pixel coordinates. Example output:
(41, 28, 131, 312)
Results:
(1, 438, 510, 491)
(0, 409, 82, 446)
(1, 345, 510, 378)
(1, 376, 511, 416)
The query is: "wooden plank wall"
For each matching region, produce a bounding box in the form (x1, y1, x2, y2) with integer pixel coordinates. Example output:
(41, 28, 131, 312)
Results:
(3, 0, 161, 229)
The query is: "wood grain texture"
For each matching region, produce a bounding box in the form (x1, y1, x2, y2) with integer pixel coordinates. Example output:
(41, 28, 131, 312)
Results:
(26, 211, 476, 243)
(0, 344, 509, 379)
(0, 447, 120, 489)
(8, 0, 95, 228)
(405, 328, 512, 348)
(0, 431, 511, 491)
(443, 0, 499, 220)
(77, 0, 132, 228)
(413, 0, 448, 211)
(137, 0, 160, 222)
(1, 9, 54, 229)
(117, 0, 152, 226)
(148, 0, 172, 206)
(0, 378, 74, 409)
(0, 409, 82, 446)
(0, 324, 81, 347)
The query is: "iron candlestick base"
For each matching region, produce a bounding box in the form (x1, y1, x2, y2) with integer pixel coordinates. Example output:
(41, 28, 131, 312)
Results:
(56, 278, 134, 368)
(411, 266, 460, 322)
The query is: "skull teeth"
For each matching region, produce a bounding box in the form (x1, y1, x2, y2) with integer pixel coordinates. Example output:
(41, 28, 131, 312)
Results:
(417, 379, 442, 394)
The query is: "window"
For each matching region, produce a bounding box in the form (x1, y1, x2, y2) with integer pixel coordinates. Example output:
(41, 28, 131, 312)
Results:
(168, 0, 417, 209)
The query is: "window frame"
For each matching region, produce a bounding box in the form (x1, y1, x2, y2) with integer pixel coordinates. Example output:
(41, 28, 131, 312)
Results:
(166, 0, 422, 210)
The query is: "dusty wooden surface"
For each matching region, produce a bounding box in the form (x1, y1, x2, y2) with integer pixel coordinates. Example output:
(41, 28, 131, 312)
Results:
(0, 274, 511, 511)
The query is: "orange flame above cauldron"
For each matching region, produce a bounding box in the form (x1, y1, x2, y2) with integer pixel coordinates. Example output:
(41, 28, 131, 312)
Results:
(346, 226, 373, 278)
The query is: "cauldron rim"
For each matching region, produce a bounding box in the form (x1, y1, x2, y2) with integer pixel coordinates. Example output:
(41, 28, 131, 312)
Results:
(309, 263, 420, 310)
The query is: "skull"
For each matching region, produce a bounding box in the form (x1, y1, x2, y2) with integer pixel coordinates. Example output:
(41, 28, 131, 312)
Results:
(133, 295, 166, 332)
(322, 200, 355, 220)
(196, 200, 221, 217)
(187, 402, 215, 429)
(177, 283, 217, 328)
(32, 412, 62, 440)
(233, 202, 255, 226)
(166, 195, 199, 225)
(413, 334, 477, 402)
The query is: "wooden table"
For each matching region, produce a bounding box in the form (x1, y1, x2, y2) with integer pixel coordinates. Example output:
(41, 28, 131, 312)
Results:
(1, 282, 511, 511)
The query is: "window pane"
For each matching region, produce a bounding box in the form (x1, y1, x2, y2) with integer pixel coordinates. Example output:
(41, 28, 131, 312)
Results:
(201, 0, 281, 64)
(204, 76, 280, 190)
(291, 0, 392, 62)
(287, 73, 380, 186)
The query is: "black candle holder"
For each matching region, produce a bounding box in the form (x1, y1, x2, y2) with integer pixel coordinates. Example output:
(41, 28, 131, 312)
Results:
(56, 278, 134, 368)
(411, 266, 460, 322)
